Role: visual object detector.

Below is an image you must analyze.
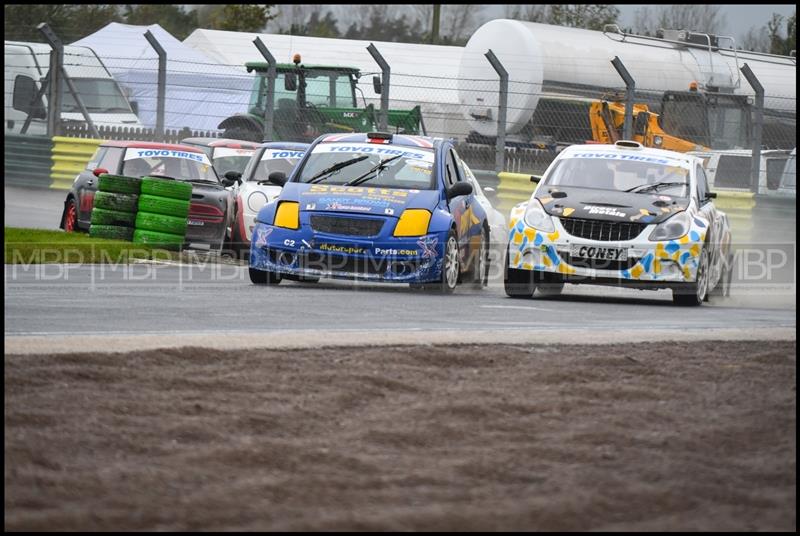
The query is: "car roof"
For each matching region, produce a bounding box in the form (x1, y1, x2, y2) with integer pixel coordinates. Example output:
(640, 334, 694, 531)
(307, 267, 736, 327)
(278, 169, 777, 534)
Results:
(257, 142, 310, 151)
(101, 140, 206, 153)
(561, 142, 698, 166)
(317, 133, 437, 149)
(180, 137, 260, 149)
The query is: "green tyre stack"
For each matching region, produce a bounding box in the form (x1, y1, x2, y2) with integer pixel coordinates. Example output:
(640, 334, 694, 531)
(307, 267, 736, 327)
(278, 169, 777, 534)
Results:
(89, 174, 141, 241)
(133, 177, 192, 251)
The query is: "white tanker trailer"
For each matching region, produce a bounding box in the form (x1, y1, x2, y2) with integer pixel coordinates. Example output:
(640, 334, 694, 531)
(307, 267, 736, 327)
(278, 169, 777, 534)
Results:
(457, 20, 796, 150)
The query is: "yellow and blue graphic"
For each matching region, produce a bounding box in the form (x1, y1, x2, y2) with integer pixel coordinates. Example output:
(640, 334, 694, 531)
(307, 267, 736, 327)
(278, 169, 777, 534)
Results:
(249, 133, 487, 284)
(507, 202, 708, 283)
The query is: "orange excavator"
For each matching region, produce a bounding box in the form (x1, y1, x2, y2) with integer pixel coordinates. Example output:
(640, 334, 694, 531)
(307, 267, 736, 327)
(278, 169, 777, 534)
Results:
(589, 93, 708, 153)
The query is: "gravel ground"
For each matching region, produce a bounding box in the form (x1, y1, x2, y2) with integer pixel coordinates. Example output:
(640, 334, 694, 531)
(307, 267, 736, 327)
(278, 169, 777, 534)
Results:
(4, 341, 796, 531)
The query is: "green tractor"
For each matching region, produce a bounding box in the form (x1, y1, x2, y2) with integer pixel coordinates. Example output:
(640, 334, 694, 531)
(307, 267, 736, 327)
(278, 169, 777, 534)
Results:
(218, 55, 425, 142)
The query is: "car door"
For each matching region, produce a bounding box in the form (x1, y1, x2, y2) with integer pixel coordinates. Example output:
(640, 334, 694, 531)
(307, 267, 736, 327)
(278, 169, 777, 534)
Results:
(444, 147, 473, 262)
(696, 164, 723, 282)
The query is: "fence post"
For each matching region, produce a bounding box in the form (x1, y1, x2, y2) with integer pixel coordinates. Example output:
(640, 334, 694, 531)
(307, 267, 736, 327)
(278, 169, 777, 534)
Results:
(740, 63, 764, 194)
(485, 49, 508, 174)
(144, 30, 167, 141)
(366, 43, 389, 131)
(36, 23, 63, 137)
(253, 38, 276, 142)
(610, 56, 635, 140)
(40, 23, 100, 139)
(21, 69, 50, 135)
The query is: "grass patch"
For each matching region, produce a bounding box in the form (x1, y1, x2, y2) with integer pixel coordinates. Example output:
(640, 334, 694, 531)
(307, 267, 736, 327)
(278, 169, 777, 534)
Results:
(4, 227, 182, 265)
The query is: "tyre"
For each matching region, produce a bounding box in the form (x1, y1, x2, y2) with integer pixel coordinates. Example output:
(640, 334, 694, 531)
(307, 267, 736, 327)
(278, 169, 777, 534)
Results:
(89, 224, 134, 241)
(230, 212, 250, 260)
(709, 252, 733, 299)
(138, 194, 190, 218)
(132, 229, 184, 251)
(471, 227, 489, 288)
(536, 282, 564, 297)
(135, 211, 188, 236)
(91, 208, 136, 227)
(249, 267, 282, 285)
(97, 174, 141, 194)
(93, 191, 139, 212)
(223, 127, 262, 143)
(672, 246, 709, 306)
(63, 197, 78, 232)
(437, 229, 460, 294)
(534, 271, 564, 297)
(140, 177, 192, 201)
(504, 248, 535, 298)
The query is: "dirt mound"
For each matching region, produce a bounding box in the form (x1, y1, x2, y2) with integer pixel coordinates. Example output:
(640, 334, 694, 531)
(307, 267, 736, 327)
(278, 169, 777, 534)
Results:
(4, 341, 796, 531)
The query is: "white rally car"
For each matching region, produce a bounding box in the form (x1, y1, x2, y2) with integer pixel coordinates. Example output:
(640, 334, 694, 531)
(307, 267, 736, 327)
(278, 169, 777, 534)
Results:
(504, 140, 733, 306)
(228, 142, 308, 258)
(461, 161, 507, 257)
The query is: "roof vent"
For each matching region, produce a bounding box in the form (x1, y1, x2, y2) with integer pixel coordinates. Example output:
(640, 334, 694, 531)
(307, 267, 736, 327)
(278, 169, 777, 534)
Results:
(615, 140, 643, 149)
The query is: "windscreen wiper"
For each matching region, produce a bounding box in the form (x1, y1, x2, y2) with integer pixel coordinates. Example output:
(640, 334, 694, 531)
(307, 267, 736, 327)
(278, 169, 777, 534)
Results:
(306, 155, 369, 184)
(345, 155, 403, 186)
(625, 181, 687, 194)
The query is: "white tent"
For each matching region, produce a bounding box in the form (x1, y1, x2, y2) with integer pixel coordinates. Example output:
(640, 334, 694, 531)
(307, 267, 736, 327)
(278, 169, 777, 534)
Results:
(183, 29, 470, 137)
(72, 23, 253, 132)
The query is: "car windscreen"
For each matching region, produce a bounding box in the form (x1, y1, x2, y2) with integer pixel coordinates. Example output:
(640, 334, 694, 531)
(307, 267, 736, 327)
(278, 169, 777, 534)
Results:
(295, 142, 436, 190)
(212, 147, 256, 175)
(122, 148, 218, 182)
(545, 152, 691, 197)
(60, 78, 131, 113)
(246, 147, 306, 182)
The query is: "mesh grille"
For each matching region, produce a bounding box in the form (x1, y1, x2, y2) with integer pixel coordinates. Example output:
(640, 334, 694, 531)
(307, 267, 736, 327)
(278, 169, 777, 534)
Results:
(310, 215, 384, 237)
(559, 217, 646, 241)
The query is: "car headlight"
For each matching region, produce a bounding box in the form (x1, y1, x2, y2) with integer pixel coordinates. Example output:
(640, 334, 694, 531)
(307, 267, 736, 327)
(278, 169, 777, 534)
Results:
(523, 199, 554, 233)
(649, 210, 691, 241)
(274, 201, 299, 230)
(394, 209, 431, 237)
(247, 191, 268, 213)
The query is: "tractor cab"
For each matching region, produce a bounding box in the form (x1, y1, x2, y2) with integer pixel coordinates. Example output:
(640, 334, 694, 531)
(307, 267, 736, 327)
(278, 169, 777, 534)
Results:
(219, 54, 423, 143)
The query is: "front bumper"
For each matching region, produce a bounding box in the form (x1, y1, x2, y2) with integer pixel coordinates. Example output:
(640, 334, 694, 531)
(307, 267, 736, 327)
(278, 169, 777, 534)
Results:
(507, 206, 707, 286)
(249, 222, 446, 283)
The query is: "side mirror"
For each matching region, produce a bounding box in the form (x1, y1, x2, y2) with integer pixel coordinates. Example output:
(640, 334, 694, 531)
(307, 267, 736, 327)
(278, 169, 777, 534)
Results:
(707, 191, 717, 199)
(93, 168, 109, 177)
(268, 171, 287, 187)
(448, 181, 473, 198)
(13, 75, 46, 118)
(372, 75, 382, 95)
(284, 73, 297, 92)
(220, 177, 237, 188)
(130, 101, 139, 115)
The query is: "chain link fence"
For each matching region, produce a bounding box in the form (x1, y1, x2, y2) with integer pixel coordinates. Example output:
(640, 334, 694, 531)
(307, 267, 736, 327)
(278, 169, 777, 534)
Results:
(5, 25, 796, 192)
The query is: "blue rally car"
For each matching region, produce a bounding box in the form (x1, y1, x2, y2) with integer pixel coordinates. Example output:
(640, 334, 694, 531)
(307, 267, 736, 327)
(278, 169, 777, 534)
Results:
(248, 132, 489, 292)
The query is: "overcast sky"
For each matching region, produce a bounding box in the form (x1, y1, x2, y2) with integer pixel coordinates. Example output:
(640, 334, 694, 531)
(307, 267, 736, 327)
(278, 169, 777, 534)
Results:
(614, 4, 796, 41)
